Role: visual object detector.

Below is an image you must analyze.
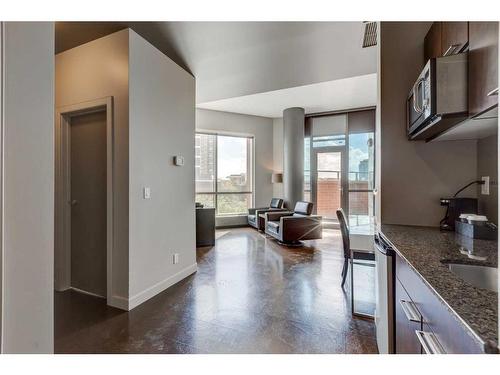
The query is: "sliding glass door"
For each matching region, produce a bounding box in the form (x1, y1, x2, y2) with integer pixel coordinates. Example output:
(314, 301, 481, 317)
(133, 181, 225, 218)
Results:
(308, 114, 347, 224)
(307, 110, 375, 225)
(311, 148, 347, 222)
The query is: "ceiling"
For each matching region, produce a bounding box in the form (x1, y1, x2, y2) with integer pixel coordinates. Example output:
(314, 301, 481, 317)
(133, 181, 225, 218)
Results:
(56, 22, 377, 104)
(197, 73, 377, 118)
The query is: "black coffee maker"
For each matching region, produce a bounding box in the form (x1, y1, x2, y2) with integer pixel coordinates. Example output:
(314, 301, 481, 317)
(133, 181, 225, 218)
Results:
(439, 197, 478, 231)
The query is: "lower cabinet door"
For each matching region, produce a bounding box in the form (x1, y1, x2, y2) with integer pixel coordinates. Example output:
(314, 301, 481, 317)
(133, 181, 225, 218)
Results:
(395, 278, 422, 354)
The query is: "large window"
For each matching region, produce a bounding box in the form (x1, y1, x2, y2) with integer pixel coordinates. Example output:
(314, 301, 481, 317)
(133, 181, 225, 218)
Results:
(195, 132, 253, 216)
(348, 123, 375, 227)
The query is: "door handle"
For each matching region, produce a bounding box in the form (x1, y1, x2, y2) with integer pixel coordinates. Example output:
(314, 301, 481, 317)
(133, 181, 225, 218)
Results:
(412, 86, 420, 113)
(443, 43, 462, 57)
(69, 200, 78, 206)
(415, 330, 445, 354)
(412, 78, 425, 113)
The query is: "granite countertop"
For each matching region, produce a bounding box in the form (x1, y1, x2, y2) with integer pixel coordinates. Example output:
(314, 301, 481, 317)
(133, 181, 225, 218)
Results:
(380, 224, 498, 349)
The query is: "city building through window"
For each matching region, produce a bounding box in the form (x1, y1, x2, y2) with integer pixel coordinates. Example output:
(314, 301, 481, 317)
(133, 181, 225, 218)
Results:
(195, 132, 254, 216)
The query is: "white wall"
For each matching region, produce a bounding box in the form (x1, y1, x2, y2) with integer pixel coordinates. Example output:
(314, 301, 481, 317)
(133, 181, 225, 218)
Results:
(56, 29, 196, 310)
(196, 109, 274, 226)
(380, 22, 478, 227)
(55, 29, 130, 308)
(273, 118, 284, 198)
(2, 22, 54, 353)
(0, 22, 3, 351)
(128, 30, 196, 309)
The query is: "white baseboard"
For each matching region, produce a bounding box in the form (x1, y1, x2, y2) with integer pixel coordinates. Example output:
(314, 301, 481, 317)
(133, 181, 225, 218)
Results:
(70, 286, 105, 299)
(108, 294, 129, 311)
(127, 263, 198, 311)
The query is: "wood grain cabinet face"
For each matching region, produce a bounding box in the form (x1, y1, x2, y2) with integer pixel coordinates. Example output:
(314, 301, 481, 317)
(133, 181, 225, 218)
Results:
(425, 22, 469, 62)
(468, 22, 499, 117)
(441, 22, 468, 56)
(424, 22, 442, 62)
(395, 279, 422, 354)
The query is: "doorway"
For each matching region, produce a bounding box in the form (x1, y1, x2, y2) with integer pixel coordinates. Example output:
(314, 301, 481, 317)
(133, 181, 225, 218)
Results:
(70, 110, 107, 297)
(54, 97, 113, 304)
(306, 110, 376, 228)
(311, 148, 347, 225)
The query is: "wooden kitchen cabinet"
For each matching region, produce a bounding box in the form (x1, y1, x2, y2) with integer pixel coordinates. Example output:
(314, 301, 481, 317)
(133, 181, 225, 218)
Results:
(468, 22, 499, 117)
(395, 253, 485, 354)
(424, 22, 442, 62)
(441, 22, 468, 56)
(425, 22, 469, 62)
(395, 279, 422, 354)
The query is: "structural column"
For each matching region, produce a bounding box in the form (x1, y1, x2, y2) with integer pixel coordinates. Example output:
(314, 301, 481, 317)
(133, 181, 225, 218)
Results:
(283, 107, 305, 209)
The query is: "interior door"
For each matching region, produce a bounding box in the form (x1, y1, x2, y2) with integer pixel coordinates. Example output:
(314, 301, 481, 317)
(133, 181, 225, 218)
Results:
(70, 110, 107, 297)
(311, 148, 347, 223)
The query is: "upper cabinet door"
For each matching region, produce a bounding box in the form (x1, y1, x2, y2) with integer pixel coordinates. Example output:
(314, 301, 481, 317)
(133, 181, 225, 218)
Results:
(425, 22, 469, 62)
(468, 22, 499, 117)
(441, 22, 468, 56)
(424, 22, 442, 62)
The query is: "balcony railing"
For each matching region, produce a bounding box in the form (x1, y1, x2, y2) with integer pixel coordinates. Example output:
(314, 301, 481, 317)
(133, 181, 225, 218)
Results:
(304, 170, 373, 182)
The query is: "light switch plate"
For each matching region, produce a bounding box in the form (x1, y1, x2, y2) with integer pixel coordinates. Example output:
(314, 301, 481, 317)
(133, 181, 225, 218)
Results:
(481, 176, 490, 195)
(173, 253, 179, 264)
(143, 187, 151, 199)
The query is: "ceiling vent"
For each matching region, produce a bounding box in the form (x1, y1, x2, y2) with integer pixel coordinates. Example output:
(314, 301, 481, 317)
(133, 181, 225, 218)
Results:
(362, 22, 377, 48)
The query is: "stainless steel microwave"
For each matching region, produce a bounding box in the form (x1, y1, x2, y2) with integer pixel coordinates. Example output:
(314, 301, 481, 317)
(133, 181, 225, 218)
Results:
(407, 53, 468, 140)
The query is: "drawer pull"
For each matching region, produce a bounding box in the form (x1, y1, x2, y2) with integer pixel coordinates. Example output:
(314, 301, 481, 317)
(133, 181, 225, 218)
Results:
(487, 87, 498, 97)
(399, 299, 422, 322)
(415, 330, 446, 354)
(443, 44, 462, 57)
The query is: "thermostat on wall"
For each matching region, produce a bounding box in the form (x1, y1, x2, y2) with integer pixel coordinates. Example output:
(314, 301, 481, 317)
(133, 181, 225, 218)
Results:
(174, 156, 185, 166)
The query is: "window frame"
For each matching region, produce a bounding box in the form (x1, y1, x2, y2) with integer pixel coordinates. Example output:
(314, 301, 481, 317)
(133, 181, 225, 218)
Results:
(195, 131, 255, 217)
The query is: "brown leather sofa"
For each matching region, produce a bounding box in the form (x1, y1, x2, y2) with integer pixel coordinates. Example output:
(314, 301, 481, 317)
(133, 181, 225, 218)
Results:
(265, 201, 322, 246)
(247, 198, 285, 230)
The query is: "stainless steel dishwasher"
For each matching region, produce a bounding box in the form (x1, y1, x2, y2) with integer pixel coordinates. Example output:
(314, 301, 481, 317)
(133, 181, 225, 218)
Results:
(374, 233, 395, 354)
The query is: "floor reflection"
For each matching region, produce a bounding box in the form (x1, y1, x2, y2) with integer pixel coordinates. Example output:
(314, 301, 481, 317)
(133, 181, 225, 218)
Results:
(55, 227, 377, 353)
(352, 261, 376, 316)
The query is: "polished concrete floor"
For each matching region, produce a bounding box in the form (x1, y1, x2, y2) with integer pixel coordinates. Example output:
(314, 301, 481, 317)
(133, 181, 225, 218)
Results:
(55, 228, 378, 354)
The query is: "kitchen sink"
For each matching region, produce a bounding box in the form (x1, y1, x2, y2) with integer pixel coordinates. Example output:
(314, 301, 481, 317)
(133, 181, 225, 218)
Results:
(448, 263, 498, 292)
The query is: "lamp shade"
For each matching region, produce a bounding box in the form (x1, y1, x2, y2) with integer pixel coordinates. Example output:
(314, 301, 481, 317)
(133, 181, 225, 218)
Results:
(272, 173, 283, 183)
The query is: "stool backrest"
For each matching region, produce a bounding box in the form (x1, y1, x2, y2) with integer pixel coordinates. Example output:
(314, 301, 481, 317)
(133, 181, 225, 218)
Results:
(336, 209, 350, 259)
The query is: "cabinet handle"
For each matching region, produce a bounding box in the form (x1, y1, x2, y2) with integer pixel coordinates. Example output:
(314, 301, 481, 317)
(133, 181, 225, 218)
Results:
(399, 299, 422, 322)
(487, 87, 499, 97)
(415, 330, 446, 354)
(443, 44, 461, 57)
